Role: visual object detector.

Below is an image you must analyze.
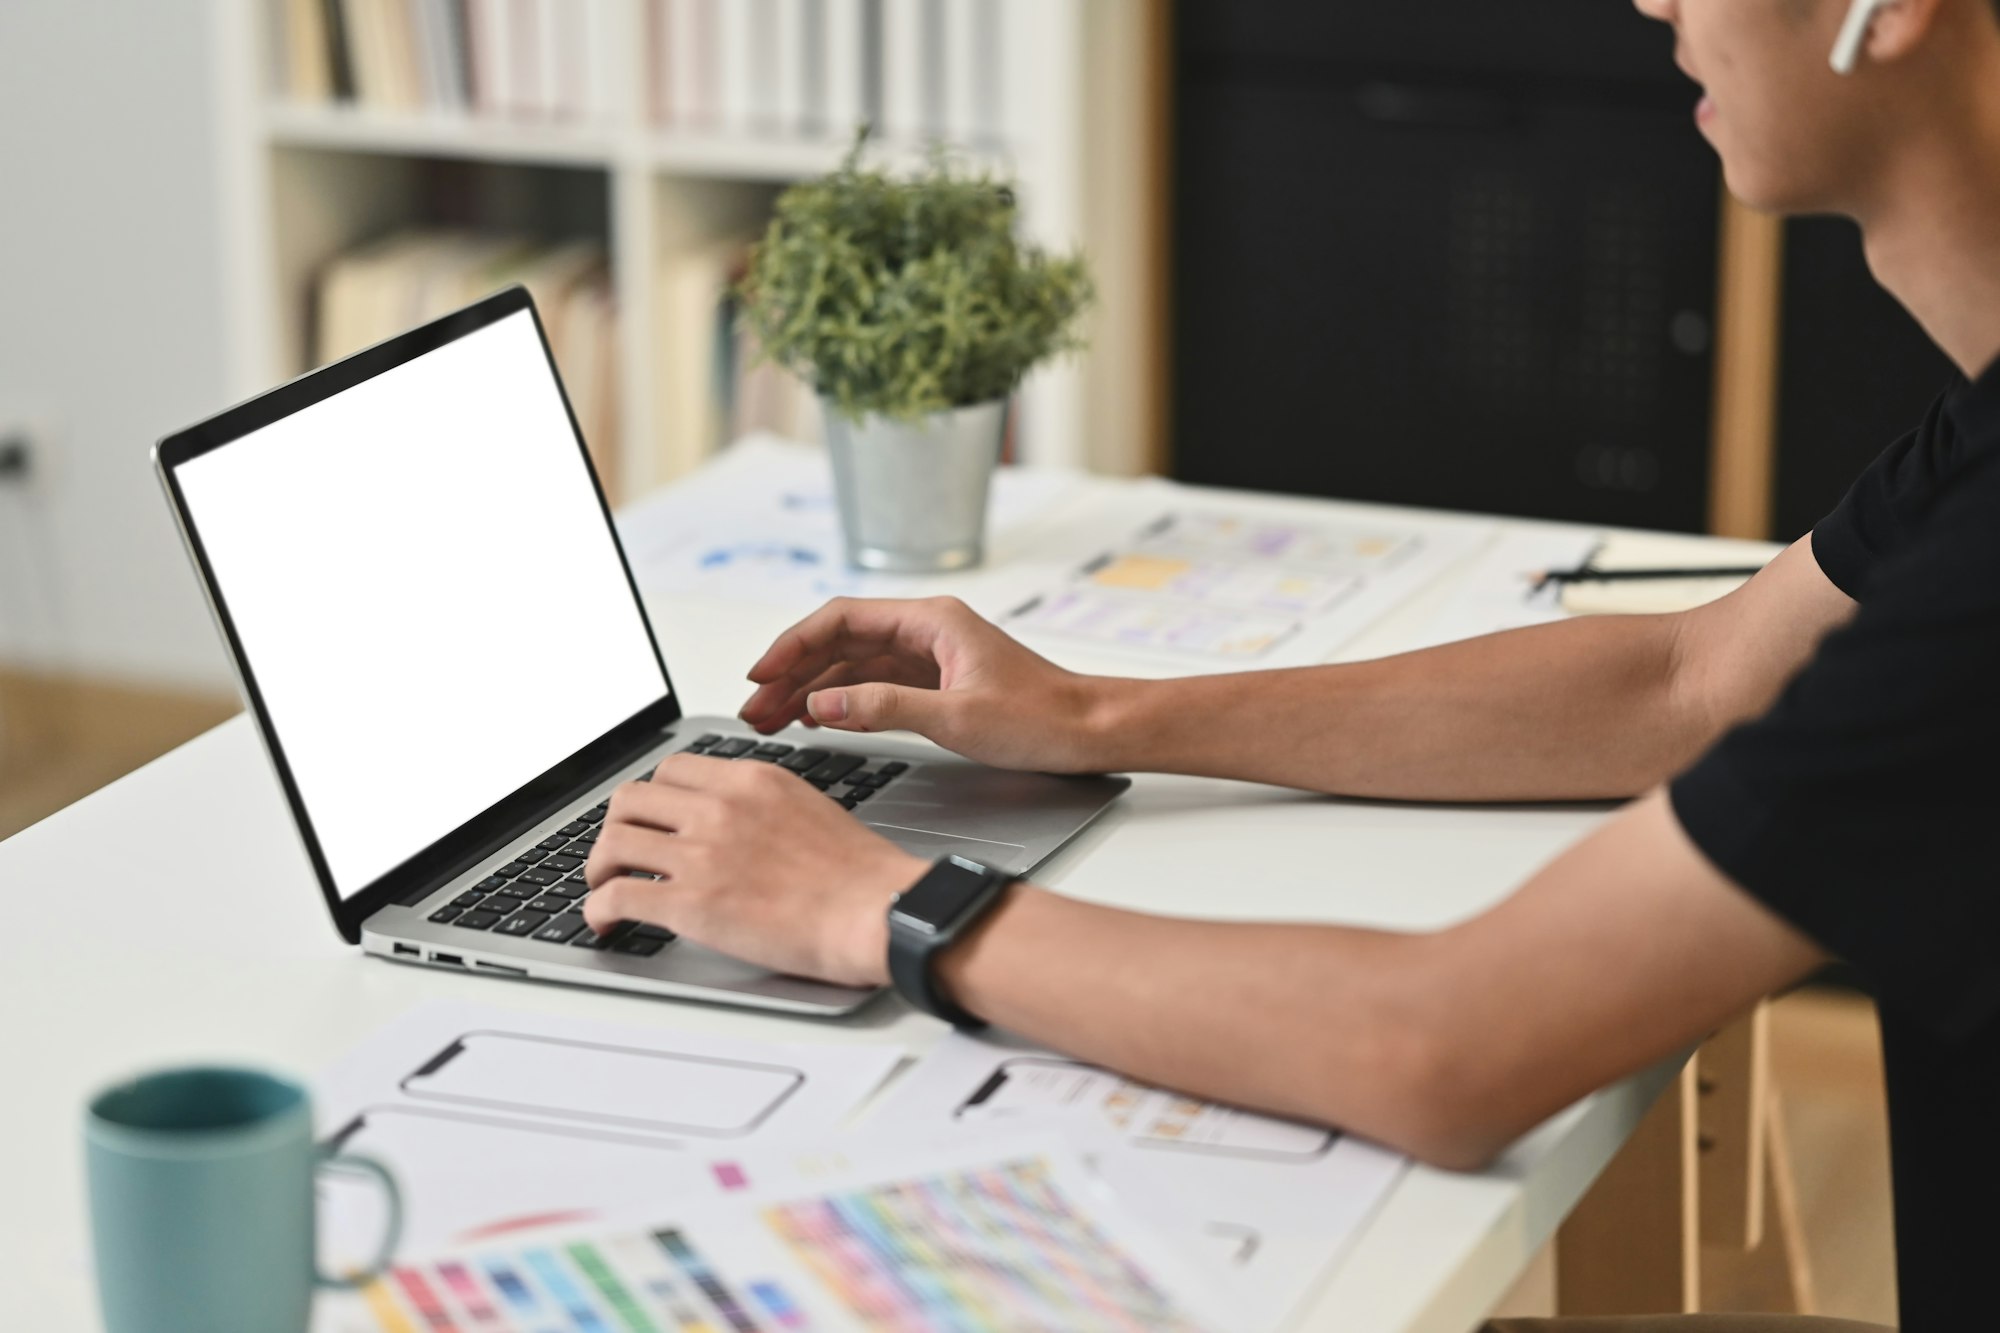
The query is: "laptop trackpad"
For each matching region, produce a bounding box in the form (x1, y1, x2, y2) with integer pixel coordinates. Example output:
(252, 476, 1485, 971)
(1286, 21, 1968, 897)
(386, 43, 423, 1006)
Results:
(868, 823, 1030, 874)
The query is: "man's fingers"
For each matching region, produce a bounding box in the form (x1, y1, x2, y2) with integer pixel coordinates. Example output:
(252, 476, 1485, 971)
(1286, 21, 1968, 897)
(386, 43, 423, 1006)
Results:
(585, 820, 689, 889)
(745, 598, 959, 690)
(743, 654, 936, 733)
(746, 600, 897, 684)
(807, 680, 945, 736)
(582, 875, 678, 934)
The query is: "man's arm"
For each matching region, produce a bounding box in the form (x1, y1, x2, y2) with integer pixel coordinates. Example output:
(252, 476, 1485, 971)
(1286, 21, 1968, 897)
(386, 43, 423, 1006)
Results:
(1093, 537, 1855, 800)
(587, 767, 1829, 1170)
(932, 790, 1827, 1168)
(740, 537, 1855, 802)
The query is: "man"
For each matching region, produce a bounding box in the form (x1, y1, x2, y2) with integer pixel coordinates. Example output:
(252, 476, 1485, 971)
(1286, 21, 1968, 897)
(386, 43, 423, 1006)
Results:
(584, 0, 2000, 1327)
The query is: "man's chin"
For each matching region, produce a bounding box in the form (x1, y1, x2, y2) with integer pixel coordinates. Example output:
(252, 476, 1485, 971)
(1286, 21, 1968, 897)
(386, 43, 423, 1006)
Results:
(1719, 161, 1828, 220)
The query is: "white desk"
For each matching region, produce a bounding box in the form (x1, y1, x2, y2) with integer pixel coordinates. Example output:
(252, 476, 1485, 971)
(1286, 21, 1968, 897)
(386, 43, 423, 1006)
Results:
(0, 459, 1711, 1332)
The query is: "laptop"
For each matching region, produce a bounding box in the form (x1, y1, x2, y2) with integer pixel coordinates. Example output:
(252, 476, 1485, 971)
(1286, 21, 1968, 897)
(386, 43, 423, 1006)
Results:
(154, 286, 1129, 1016)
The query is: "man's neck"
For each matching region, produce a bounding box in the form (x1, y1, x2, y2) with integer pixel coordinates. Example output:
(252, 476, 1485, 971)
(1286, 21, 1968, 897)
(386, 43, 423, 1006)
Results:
(1855, 48, 2000, 380)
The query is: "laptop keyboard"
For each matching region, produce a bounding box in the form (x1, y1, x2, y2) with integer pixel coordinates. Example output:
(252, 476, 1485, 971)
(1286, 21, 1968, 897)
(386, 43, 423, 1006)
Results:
(421, 732, 910, 954)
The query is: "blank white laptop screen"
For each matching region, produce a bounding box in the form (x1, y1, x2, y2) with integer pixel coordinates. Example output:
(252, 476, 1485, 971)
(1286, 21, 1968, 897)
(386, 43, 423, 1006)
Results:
(174, 310, 669, 899)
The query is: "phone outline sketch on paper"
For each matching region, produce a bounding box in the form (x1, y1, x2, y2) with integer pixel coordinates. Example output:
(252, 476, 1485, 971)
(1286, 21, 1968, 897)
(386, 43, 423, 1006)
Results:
(397, 1030, 807, 1138)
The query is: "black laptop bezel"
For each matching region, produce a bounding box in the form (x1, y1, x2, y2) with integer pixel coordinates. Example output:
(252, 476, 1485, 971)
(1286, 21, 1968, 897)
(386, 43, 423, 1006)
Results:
(155, 285, 682, 944)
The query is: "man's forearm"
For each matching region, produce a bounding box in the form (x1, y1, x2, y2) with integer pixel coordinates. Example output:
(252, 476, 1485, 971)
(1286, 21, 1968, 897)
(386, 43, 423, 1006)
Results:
(1085, 614, 1709, 801)
(932, 883, 1469, 1159)
(931, 793, 1828, 1171)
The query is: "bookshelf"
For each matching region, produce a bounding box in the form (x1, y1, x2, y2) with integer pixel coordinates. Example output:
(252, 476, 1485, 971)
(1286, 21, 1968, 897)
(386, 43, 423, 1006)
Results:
(215, 0, 1165, 504)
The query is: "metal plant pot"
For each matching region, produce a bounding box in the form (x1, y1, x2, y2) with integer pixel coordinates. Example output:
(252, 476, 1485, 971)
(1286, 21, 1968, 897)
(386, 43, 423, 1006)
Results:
(821, 397, 1010, 572)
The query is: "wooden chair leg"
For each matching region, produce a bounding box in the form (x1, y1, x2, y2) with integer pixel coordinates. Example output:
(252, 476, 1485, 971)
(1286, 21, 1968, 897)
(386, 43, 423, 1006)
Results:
(1556, 1064, 1702, 1315)
(1698, 1003, 1770, 1250)
(1762, 1087, 1818, 1313)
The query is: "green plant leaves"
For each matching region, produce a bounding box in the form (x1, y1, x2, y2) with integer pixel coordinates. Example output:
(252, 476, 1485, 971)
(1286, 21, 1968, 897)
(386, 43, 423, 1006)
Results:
(736, 135, 1094, 423)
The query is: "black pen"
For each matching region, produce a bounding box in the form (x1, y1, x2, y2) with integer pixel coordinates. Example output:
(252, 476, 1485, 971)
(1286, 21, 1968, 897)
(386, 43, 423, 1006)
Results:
(1531, 565, 1766, 593)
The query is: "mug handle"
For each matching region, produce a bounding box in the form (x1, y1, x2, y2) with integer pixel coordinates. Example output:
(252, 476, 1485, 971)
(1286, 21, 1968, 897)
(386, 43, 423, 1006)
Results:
(313, 1151, 404, 1290)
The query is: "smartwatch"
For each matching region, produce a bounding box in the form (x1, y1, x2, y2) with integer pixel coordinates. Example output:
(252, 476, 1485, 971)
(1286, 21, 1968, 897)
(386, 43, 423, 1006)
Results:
(886, 855, 1013, 1029)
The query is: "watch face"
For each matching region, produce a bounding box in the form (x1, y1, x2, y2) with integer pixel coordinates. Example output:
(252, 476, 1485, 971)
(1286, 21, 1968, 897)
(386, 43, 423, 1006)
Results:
(891, 857, 993, 936)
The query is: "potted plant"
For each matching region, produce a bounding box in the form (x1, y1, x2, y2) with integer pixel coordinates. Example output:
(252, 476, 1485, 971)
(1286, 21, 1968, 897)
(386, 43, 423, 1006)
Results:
(736, 136, 1094, 572)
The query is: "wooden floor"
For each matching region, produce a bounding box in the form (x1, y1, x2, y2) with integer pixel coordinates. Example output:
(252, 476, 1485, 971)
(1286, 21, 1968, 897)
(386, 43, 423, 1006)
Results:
(0, 672, 1900, 1324)
(0, 670, 239, 840)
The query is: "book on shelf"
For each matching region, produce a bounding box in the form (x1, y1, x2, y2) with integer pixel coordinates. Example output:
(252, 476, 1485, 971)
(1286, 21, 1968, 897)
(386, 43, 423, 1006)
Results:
(274, 0, 1012, 148)
(312, 230, 622, 496)
(636, 0, 1005, 148)
(655, 236, 820, 479)
(271, 0, 618, 122)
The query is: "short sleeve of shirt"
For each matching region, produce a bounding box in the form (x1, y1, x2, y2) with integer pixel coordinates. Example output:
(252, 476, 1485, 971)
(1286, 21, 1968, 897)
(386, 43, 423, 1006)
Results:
(1671, 442, 2000, 1040)
(1810, 384, 1961, 599)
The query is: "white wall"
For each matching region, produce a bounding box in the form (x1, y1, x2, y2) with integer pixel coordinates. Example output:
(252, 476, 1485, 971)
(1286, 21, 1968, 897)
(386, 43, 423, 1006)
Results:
(0, 0, 235, 689)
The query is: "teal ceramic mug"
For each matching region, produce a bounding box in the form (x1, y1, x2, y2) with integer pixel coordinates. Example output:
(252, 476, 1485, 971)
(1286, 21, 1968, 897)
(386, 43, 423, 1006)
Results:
(85, 1066, 401, 1333)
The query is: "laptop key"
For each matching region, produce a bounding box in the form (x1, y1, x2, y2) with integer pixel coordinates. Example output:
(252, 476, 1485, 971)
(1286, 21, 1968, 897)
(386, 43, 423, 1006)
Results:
(548, 884, 587, 901)
(753, 743, 794, 758)
(527, 894, 572, 915)
(450, 891, 489, 909)
(517, 848, 547, 864)
(837, 794, 862, 811)
(494, 910, 550, 937)
(559, 821, 589, 837)
(708, 738, 754, 759)
(489, 882, 535, 900)
(428, 906, 463, 924)
(847, 786, 874, 802)
(690, 733, 722, 749)
(495, 862, 532, 878)
(538, 835, 569, 852)
(581, 806, 606, 824)
(878, 762, 909, 777)
(571, 923, 626, 950)
(779, 748, 831, 772)
(455, 908, 502, 931)
(859, 772, 893, 788)
(516, 868, 559, 887)
(629, 924, 676, 942)
(614, 936, 666, 958)
(805, 755, 865, 785)
(561, 839, 595, 858)
(475, 875, 510, 891)
(543, 854, 583, 873)
(533, 914, 587, 944)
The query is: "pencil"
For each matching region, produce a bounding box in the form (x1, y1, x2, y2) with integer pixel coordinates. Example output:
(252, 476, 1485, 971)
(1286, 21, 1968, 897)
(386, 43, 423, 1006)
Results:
(1531, 565, 1766, 592)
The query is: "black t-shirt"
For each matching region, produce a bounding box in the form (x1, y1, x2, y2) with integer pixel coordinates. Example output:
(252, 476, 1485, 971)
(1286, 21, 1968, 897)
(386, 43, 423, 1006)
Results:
(1671, 356, 2000, 1331)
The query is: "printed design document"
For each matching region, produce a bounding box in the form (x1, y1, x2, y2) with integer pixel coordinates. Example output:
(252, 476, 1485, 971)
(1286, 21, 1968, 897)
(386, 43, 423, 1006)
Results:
(313, 1002, 903, 1262)
(323, 1134, 1233, 1333)
(1003, 507, 1492, 670)
(867, 1032, 1409, 1331)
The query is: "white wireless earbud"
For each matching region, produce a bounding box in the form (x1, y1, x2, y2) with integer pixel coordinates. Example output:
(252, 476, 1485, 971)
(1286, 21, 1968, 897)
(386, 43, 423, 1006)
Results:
(1831, 0, 1896, 74)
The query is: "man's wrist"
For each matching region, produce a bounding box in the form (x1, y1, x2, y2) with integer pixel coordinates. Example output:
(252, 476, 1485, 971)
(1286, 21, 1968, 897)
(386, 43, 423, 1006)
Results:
(835, 849, 929, 988)
(1075, 674, 1182, 774)
(1069, 673, 1156, 772)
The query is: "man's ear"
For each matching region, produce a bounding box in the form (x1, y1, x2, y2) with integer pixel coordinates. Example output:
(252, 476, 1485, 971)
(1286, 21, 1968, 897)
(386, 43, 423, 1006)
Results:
(1860, 0, 1948, 65)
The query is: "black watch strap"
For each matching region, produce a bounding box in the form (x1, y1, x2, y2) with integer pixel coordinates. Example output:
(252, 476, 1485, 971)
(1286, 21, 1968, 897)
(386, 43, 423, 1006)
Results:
(886, 856, 1012, 1028)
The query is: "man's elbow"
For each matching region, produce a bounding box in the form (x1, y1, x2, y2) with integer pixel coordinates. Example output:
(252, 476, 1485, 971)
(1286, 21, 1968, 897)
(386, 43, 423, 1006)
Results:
(1316, 1018, 1540, 1174)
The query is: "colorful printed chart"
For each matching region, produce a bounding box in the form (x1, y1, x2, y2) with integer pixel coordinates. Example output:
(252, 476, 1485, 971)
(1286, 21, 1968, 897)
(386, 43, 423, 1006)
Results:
(762, 1157, 1204, 1332)
(339, 1149, 1216, 1333)
(358, 1227, 804, 1333)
